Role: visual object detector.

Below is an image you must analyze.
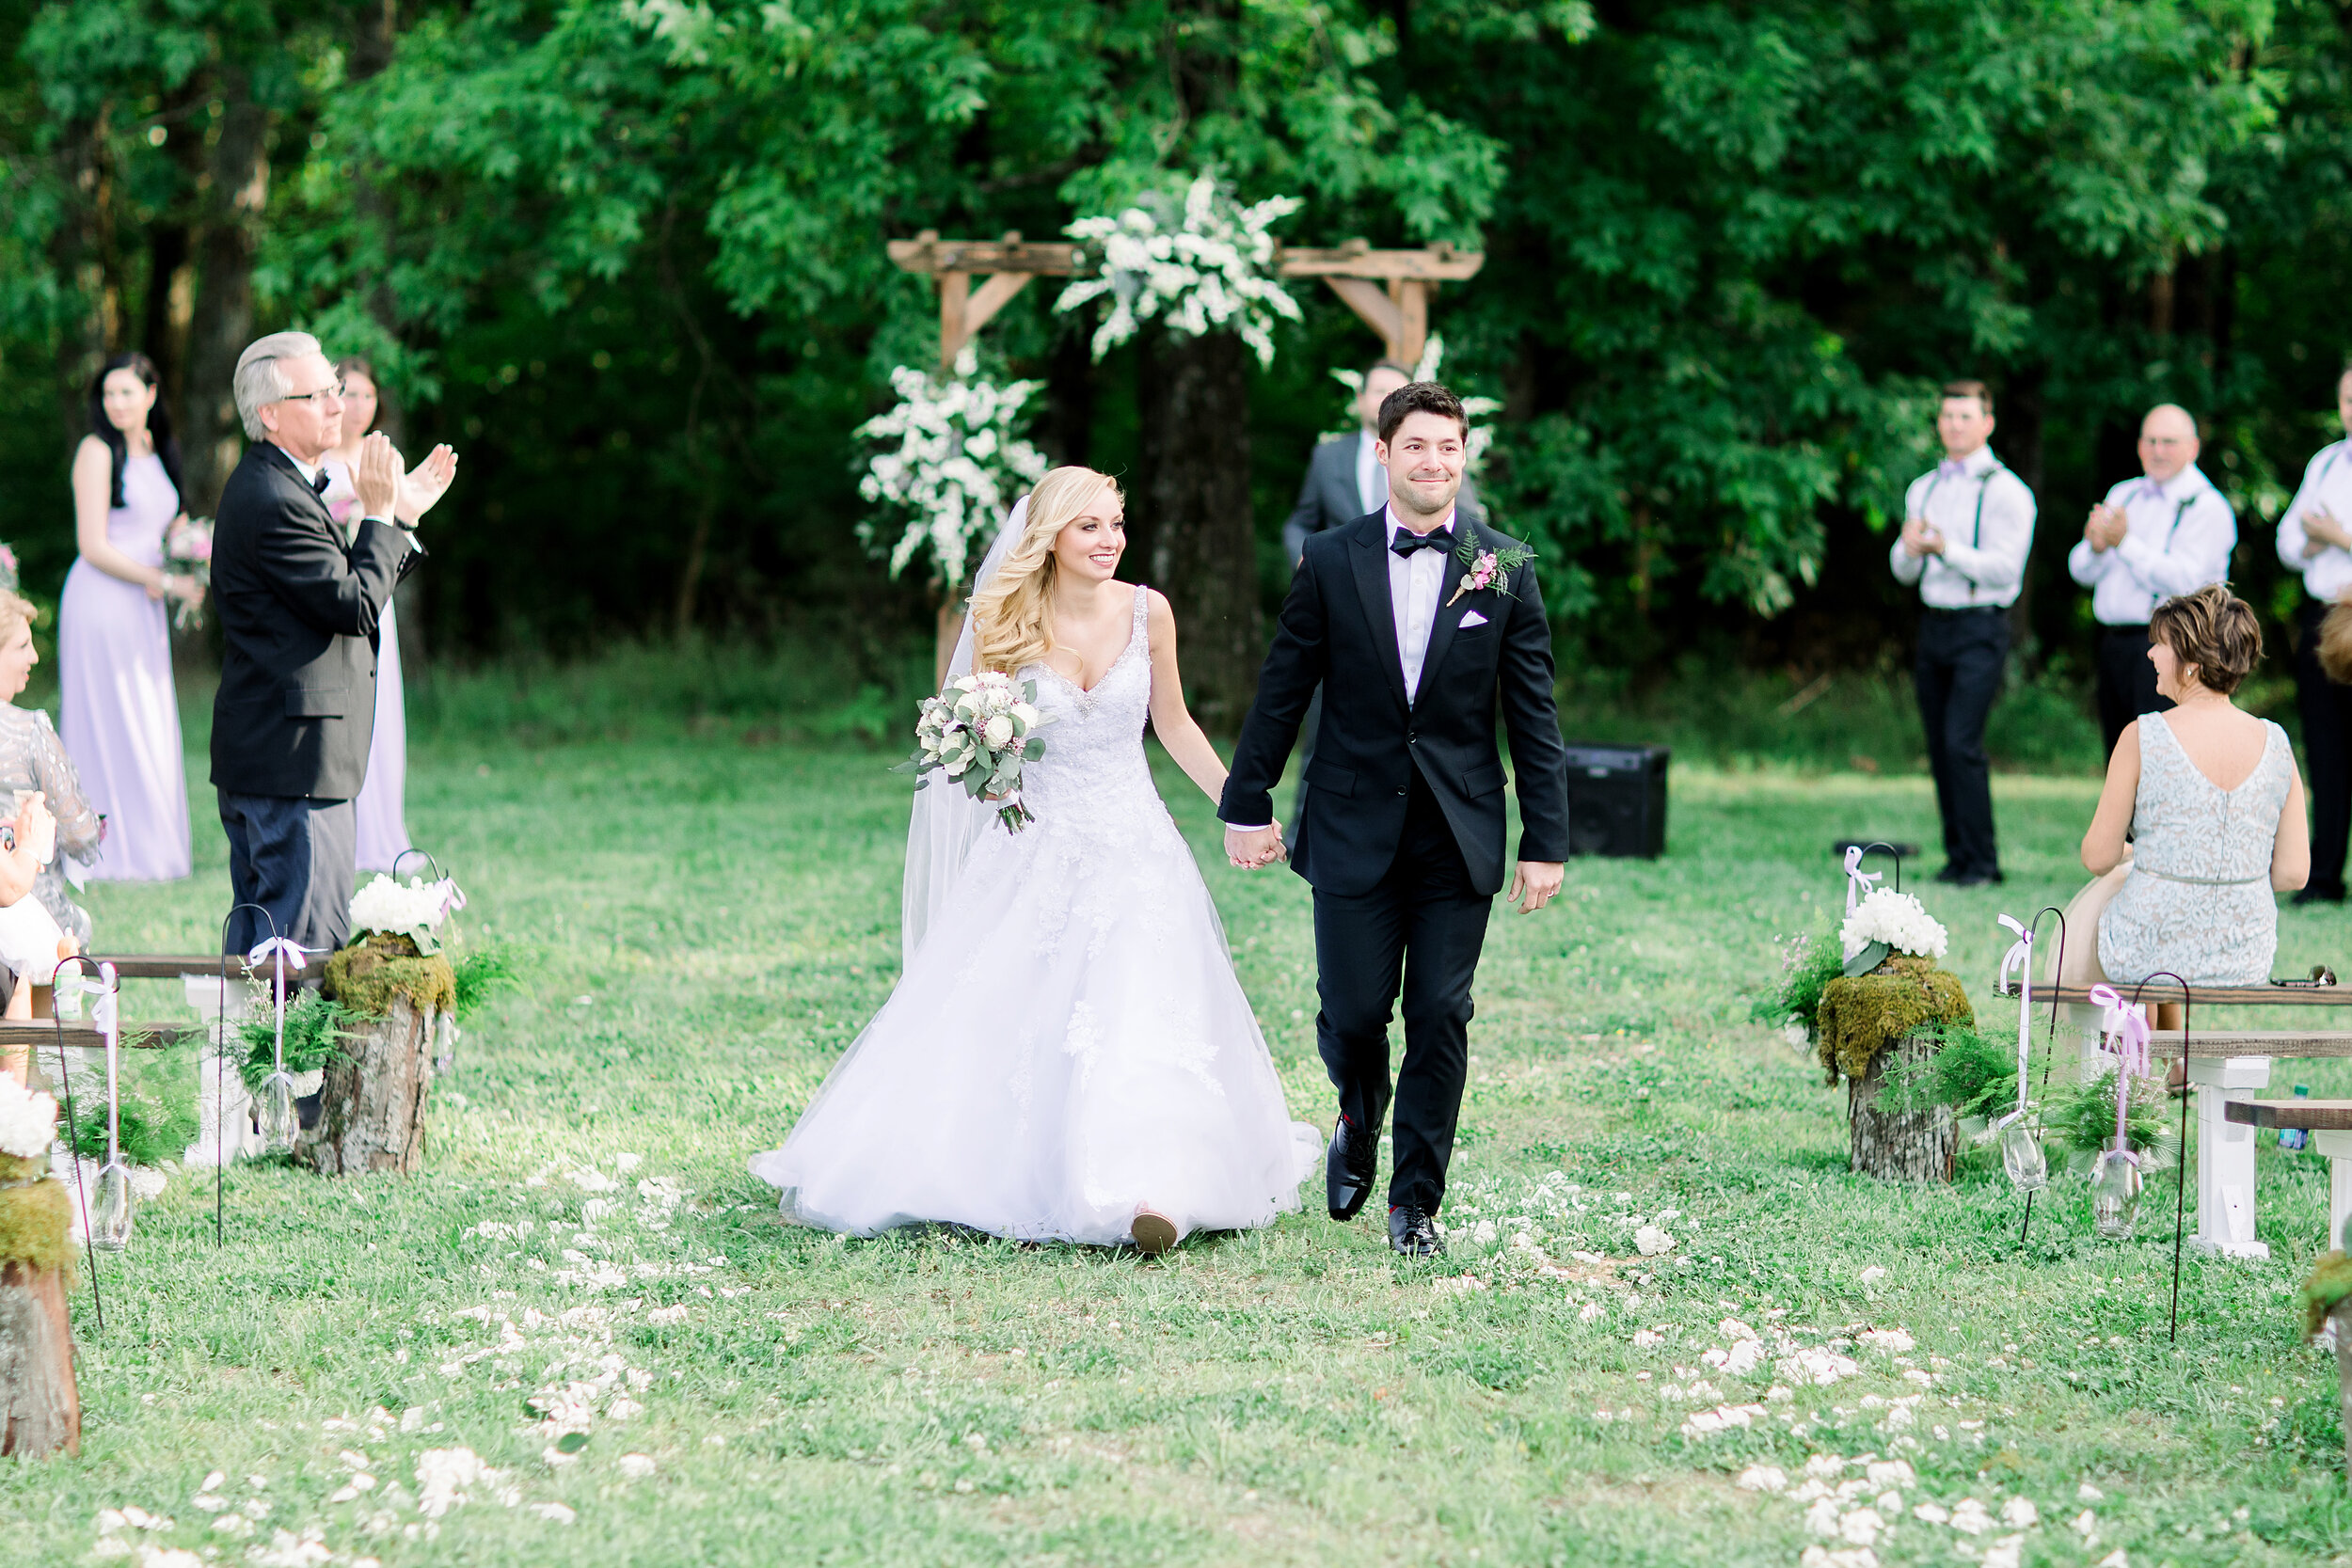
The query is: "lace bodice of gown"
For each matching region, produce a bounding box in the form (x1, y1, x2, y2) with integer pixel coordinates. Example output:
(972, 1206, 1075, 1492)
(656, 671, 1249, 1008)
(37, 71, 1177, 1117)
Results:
(1014, 586, 1155, 816)
(0, 705, 102, 943)
(2098, 711, 2293, 986)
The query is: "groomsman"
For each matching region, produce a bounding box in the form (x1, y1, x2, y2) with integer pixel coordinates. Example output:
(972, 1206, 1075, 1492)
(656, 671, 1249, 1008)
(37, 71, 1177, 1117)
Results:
(1890, 381, 2037, 887)
(2068, 404, 2237, 757)
(2276, 362, 2352, 903)
(1281, 360, 1482, 833)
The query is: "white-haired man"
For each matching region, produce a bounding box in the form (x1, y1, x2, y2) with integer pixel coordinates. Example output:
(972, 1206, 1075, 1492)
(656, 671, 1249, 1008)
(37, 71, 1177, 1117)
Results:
(211, 332, 454, 955)
(2068, 403, 2237, 757)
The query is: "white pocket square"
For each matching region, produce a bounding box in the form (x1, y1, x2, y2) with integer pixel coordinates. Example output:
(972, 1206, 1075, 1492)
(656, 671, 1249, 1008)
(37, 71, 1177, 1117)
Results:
(1459, 610, 1489, 627)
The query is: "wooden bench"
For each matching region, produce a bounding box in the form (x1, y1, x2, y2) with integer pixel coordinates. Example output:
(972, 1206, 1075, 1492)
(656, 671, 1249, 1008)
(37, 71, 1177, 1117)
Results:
(2010, 985, 2352, 1261)
(2225, 1099, 2352, 1255)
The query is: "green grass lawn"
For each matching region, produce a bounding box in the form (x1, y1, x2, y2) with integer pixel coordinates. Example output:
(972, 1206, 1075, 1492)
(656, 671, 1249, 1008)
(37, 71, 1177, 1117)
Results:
(7, 735, 2352, 1566)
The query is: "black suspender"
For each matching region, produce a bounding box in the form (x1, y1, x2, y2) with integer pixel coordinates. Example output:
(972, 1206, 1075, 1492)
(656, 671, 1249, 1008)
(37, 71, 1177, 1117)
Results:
(1918, 463, 2006, 601)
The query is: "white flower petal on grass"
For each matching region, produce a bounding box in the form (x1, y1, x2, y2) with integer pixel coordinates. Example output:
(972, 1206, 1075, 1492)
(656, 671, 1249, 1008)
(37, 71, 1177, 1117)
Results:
(1858, 1328, 1914, 1353)
(1981, 1533, 2026, 1568)
(532, 1502, 577, 1525)
(1736, 1465, 1788, 1493)
(1912, 1501, 1949, 1524)
(647, 1305, 689, 1326)
(2096, 1550, 2130, 1567)
(1864, 1460, 1915, 1489)
(2072, 1509, 2098, 1536)
(1948, 1497, 1993, 1535)
(1857, 1266, 1886, 1283)
(1633, 1226, 1675, 1256)
(2000, 1497, 2038, 1528)
(1838, 1508, 1884, 1546)
(617, 1454, 657, 1481)
(2077, 1482, 2106, 1502)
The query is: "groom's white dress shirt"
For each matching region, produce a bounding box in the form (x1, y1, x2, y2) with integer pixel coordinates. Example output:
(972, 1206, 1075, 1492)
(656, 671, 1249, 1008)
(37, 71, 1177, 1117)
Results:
(2066, 464, 2234, 625)
(1391, 505, 1454, 701)
(1885, 445, 2035, 610)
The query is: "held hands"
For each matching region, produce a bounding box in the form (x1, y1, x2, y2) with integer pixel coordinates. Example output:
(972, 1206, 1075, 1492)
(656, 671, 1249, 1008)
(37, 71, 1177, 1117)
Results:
(1224, 824, 1287, 870)
(353, 431, 405, 520)
(1507, 860, 1565, 914)
(7, 792, 56, 870)
(2303, 507, 2352, 558)
(2084, 503, 2128, 552)
(1899, 516, 1943, 559)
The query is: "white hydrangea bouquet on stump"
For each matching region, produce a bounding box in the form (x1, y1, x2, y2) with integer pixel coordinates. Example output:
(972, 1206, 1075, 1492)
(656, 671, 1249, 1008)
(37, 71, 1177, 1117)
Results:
(898, 672, 1056, 832)
(1839, 888, 1949, 976)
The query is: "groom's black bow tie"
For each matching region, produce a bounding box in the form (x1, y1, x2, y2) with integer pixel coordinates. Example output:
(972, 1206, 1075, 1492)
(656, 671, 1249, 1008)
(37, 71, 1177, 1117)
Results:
(1390, 526, 1453, 559)
(310, 468, 330, 497)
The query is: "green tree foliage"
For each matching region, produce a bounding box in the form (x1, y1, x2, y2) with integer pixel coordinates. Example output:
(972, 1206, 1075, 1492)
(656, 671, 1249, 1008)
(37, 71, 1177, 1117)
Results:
(0, 0, 2342, 684)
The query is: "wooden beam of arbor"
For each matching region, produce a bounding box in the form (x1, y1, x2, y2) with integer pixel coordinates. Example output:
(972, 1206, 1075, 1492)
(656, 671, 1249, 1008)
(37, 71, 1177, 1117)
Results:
(888, 231, 1484, 371)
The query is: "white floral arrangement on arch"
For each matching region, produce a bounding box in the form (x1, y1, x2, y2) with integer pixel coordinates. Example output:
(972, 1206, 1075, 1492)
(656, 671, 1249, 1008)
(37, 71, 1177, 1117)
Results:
(1839, 889, 1948, 974)
(858, 348, 1051, 590)
(1056, 175, 1303, 367)
(1329, 335, 1502, 471)
(350, 873, 468, 956)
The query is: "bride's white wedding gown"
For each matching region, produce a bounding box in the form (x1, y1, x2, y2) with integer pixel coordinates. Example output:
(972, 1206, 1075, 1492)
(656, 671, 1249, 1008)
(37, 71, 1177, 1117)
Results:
(751, 585, 1319, 1246)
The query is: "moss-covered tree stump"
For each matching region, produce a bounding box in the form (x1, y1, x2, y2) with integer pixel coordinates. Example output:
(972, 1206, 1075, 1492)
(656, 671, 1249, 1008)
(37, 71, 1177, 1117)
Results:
(1848, 1034, 1958, 1183)
(1817, 957, 1971, 1185)
(0, 1157, 77, 1457)
(302, 935, 455, 1177)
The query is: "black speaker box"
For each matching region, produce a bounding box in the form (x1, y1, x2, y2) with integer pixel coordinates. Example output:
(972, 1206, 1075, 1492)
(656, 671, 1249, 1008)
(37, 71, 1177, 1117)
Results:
(1562, 743, 1669, 858)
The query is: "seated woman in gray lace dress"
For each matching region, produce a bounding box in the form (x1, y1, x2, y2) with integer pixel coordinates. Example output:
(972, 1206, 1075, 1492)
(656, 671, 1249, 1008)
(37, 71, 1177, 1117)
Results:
(2083, 584, 2309, 987)
(0, 590, 102, 945)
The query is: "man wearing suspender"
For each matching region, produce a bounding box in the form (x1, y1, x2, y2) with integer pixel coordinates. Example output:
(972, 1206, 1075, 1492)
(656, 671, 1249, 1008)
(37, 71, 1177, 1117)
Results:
(2275, 362, 2352, 902)
(2068, 404, 2237, 758)
(1891, 380, 2038, 886)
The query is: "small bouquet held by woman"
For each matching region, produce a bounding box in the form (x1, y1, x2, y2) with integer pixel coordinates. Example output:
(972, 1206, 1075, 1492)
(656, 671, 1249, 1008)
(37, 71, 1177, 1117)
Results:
(163, 515, 213, 629)
(899, 672, 1056, 832)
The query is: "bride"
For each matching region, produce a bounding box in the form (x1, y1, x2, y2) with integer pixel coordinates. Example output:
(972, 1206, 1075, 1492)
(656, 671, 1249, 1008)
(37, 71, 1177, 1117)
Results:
(750, 467, 1318, 1253)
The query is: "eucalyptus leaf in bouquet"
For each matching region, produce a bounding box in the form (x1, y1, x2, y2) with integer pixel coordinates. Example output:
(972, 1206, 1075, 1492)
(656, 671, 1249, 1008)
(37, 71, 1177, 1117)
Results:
(897, 672, 1057, 832)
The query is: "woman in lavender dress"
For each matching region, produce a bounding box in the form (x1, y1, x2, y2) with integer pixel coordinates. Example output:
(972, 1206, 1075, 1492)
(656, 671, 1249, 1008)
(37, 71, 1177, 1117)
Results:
(320, 357, 458, 872)
(60, 354, 199, 882)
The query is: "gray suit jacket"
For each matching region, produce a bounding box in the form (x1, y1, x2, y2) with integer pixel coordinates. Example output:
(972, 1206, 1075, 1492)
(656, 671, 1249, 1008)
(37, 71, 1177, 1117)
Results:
(1282, 433, 1484, 566)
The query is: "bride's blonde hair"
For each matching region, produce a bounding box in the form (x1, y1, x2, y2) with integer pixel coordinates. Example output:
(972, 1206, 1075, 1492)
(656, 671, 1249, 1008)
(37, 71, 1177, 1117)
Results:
(971, 467, 1122, 675)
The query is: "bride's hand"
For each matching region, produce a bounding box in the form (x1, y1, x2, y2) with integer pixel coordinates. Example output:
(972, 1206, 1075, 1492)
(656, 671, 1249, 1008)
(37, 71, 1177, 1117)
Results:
(1225, 824, 1284, 869)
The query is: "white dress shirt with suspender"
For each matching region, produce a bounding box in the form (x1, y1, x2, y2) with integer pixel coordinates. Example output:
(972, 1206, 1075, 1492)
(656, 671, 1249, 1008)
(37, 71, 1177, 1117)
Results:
(1887, 445, 2035, 609)
(2066, 465, 2235, 625)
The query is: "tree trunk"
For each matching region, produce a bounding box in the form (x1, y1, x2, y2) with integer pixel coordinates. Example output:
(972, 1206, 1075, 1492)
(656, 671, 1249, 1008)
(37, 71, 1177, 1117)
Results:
(0, 1263, 79, 1458)
(181, 81, 272, 515)
(2333, 1295, 2352, 1489)
(1848, 1034, 1957, 1182)
(48, 116, 113, 445)
(297, 996, 439, 1175)
(1136, 329, 1260, 731)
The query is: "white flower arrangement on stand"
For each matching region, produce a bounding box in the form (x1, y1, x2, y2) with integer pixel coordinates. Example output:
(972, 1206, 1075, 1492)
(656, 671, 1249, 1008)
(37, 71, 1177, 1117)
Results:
(351, 873, 468, 956)
(857, 348, 1051, 589)
(0, 1072, 56, 1159)
(1838, 889, 1949, 975)
(1055, 175, 1303, 366)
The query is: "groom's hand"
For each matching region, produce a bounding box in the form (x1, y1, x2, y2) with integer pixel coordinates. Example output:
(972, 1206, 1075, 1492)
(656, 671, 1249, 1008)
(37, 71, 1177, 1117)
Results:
(1225, 824, 1284, 869)
(1507, 860, 1564, 914)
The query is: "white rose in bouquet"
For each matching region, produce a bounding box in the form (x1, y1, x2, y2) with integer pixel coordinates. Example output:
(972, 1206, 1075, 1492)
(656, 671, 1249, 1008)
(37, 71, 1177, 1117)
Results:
(350, 873, 468, 956)
(1839, 889, 1948, 965)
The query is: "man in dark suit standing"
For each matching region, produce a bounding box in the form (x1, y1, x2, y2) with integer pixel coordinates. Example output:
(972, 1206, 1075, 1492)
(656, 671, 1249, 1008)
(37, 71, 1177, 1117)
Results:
(1223, 381, 1568, 1257)
(1281, 360, 1483, 833)
(212, 332, 451, 955)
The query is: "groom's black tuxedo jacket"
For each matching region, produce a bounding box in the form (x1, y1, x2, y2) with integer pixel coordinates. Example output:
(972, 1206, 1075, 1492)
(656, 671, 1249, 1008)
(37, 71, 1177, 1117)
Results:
(211, 441, 418, 800)
(1219, 510, 1571, 896)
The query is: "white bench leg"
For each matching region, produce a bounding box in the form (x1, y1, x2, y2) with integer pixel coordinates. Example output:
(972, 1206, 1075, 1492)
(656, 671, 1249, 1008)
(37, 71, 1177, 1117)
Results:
(2311, 1132, 2352, 1255)
(2188, 1055, 2271, 1260)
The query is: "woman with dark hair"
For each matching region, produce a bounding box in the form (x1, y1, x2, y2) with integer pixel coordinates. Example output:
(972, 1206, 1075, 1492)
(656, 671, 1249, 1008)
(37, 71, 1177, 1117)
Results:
(319, 356, 455, 872)
(60, 353, 196, 881)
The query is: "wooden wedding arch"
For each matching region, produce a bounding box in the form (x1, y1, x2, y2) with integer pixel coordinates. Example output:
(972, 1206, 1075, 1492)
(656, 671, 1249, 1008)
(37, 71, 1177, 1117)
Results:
(885, 231, 1485, 372)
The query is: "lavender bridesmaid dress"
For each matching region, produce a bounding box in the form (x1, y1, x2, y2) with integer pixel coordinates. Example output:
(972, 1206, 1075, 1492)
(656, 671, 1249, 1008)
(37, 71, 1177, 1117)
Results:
(59, 451, 191, 881)
(321, 458, 413, 872)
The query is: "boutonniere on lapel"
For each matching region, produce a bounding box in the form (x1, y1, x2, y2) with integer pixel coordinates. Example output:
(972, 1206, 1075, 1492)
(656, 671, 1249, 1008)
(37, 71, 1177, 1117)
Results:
(1445, 527, 1536, 608)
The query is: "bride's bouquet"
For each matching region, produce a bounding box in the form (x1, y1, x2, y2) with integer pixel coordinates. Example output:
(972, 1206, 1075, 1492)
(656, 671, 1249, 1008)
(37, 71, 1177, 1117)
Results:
(898, 673, 1056, 832)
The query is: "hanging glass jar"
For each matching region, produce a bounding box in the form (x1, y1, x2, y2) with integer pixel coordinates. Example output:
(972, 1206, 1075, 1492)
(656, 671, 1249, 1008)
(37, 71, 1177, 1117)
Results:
(90, 1160, 134, 1252)
(1994, 1110, 2047, 1192)
(2088, 1146, 2141, 1239)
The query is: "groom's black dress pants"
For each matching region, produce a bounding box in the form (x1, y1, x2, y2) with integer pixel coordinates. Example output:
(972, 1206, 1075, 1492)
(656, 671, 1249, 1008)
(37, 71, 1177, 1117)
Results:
(1311, 766, 1489, 1214)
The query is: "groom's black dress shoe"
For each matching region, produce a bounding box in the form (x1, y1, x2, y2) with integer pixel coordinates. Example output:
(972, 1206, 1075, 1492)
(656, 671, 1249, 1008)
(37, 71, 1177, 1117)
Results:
(1388, 1205, 1444, 1258)
(1327, 1116, 1378, 1221)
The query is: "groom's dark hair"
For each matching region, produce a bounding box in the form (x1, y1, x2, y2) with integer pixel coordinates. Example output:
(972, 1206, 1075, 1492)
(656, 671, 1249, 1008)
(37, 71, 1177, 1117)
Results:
(1376, 381, 1469, 444)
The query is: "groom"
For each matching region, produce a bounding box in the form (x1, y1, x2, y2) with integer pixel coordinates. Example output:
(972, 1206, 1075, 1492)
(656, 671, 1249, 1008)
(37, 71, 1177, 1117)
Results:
(1222, 381, 1569, 1256)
